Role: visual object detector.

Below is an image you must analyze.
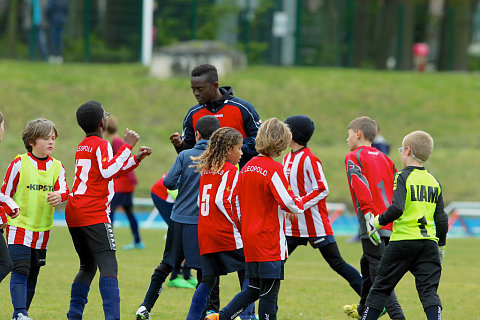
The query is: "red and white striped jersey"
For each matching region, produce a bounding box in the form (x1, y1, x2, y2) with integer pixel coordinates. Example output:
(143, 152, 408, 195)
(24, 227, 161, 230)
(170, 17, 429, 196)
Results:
(238, 156, 303, 262)
(197, 162, 243, 255)
(283, 147, 332, 237)
(1, 153, 68, 248)
(65, 135, 138, 227)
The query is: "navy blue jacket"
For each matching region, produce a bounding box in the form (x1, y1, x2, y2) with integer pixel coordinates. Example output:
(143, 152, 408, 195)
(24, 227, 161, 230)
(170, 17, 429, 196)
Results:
(163, 139, 207, 224)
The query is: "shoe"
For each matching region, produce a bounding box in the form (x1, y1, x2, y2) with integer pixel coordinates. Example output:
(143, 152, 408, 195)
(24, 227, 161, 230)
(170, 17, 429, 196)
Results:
(205, 313, 219, 320)
(168, 275, 195, 288)
(123, 241, 145, 250)
(343, 304, 361, 319)
(12, 314, 32, 320)
(136, 306, 150, 320)
(186, 276, 198, 287)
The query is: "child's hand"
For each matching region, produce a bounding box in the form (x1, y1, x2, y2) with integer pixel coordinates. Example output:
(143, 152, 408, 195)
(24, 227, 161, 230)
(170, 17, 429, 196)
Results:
(170, 132, 184, 148)
(124, 128, 140, 148)
(47, 192, 62, 207)
(286, 212, 298, 222)
(9, 208, 20, 219)
(0, 223, 7, 229)
(136, 146, 152, 161)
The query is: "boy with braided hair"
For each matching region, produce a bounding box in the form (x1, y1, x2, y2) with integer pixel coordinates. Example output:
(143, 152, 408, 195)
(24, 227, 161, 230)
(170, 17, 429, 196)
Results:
(185, 127, 255, 320)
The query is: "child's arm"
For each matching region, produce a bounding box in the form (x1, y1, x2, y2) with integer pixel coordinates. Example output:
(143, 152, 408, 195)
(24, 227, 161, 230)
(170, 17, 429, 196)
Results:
(375, 171, 406, 227)
(269, 170, 304, 217)
(0, 158, 21, 218)
(345, 154, 374, 215)
(300, 157, 329, 210)
(433, 189, 448, 246)
(214, 169, 239, 228)
(163, 154, 184, 190)
(47, 164, 69, 207)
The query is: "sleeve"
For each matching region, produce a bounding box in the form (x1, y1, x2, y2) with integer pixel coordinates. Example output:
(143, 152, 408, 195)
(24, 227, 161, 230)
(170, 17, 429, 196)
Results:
(0, 206, 7, 224)
(163, 154, 184, 190)
(54, 164, 69, 202)
(345, 152, 374, 215)
(214, 169, 240, 228)
(0, 158, 21, 215)
(96, 141, 138, 179)
(269, 169, 303, 215)
(179, 109, 196, 153)
(240, 101, 261, 156)
(433, 188, 448, 246)
(301, 156, 329, 210)
(378, 171, 406, 226)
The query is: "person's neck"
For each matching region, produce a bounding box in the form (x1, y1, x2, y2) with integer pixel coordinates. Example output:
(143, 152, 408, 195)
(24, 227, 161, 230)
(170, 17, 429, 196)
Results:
(405, 158, 424, 167)
(290, 142, 305, 153)
(87, 128, 103, 138)
(30, 151, 48, 160)
(355, 141, 371, 149)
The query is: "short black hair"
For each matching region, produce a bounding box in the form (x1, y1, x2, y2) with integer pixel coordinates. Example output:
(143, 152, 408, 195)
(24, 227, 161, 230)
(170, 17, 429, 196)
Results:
(195, 115, 220, 140)
(191, 64, 218, 83)
(76, 100, 105, 134)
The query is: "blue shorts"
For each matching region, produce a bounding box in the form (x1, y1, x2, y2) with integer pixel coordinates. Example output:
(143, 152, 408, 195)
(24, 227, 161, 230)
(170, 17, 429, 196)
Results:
(111, 192, 133, 209)
(286, 235, 337, 249)
(162, 221, 201, 270)
(151, 192, 173, 225)
(200, 249, 245, 277)
(8, 244, 47, 267)
(245, 260, 284, 280)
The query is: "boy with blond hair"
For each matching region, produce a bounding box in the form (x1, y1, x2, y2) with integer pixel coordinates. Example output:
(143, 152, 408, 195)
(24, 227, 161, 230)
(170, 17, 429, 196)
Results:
(361, 131, 448, 320)
(1, 118, 69, 320)
(206, 118, 304, 320)
(344, 116, 404, 319)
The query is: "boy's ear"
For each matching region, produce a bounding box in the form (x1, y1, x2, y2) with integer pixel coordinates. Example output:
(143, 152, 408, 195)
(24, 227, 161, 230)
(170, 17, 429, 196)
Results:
(195, 131, 202, 140)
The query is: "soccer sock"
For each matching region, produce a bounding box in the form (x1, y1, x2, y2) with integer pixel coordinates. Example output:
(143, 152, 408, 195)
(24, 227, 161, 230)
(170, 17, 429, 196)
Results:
(67, 282, 90, 320)
(361, 306, 382, 320)
(99, 276, 120, 320)
(186, 283, 212, 320)
(10, 271, 28, 317)
(336, 262, 363, 296)
(221, 285, 259, 319)
(424, 305, 442, 320)
(26, 265, 40, 310)
(142, 264, 170, 311)
(238, 278, 256, 320)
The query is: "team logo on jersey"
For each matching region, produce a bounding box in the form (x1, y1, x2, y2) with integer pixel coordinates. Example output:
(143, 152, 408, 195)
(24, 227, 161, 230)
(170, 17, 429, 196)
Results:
(226, 186, 231, 192)
(27, 184, 55, 192)
(103, 157, 107, 162)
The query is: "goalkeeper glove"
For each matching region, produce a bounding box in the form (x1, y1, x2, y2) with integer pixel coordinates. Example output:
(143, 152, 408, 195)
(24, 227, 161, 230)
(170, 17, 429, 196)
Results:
(438, 245, 445, 264)
(364, 212, 381, 246)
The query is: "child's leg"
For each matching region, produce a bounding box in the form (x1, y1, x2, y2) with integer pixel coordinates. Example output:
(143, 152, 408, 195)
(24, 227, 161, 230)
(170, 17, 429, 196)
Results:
(95, 246, 120, 320)
(364, 242, 408, 320)
(319, 242, 362, 295)
(124, 204, 141, 244)
(219, 277, 261, 319)
(411, 241, 442, 320)
(236, 269, 256, 320)
(8, 244, 31, 318)
(186, 270, 215, 320)
(68, 227, 97, 319)
(0, 230, 13, 282)
(141, 261, 173, 311)
(257, 278, 281, 320)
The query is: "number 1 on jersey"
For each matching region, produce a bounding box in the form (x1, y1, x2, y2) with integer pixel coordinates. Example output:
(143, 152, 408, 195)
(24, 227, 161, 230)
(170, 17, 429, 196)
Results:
(200, 184, 212, 216)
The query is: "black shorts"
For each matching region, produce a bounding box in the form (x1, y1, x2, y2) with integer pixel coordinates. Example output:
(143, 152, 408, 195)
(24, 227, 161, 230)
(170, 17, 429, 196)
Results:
(162, 221, 201, 270)
(200, 249, 245, 277)
(287, 235, 336, 249)
(8, 244, 47, 268)
(69, 223, 117, 253)
(111, 192, 133, 209)
(245, 260, 284, 280)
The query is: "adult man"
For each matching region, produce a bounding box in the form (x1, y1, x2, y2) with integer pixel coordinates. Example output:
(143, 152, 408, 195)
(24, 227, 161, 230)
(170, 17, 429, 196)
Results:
(170, 64, 261, 168)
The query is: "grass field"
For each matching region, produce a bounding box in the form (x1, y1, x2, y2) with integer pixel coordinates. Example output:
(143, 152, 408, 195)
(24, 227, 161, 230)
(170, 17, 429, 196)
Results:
(2, 61, 480, 206)
(0, 227, 478, 319)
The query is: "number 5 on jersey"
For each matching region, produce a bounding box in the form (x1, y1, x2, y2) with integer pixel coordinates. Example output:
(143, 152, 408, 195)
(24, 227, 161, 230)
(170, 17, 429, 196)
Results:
(200, 184, 212, 216)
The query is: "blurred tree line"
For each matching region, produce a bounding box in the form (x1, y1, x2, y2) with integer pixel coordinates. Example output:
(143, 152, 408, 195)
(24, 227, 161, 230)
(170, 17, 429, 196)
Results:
(1, 0, 479, 70)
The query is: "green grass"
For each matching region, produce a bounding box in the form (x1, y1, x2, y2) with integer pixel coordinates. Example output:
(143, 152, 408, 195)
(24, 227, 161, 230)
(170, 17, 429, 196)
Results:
(1, 61, 480, 207)
(0, 227, 477, 319)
